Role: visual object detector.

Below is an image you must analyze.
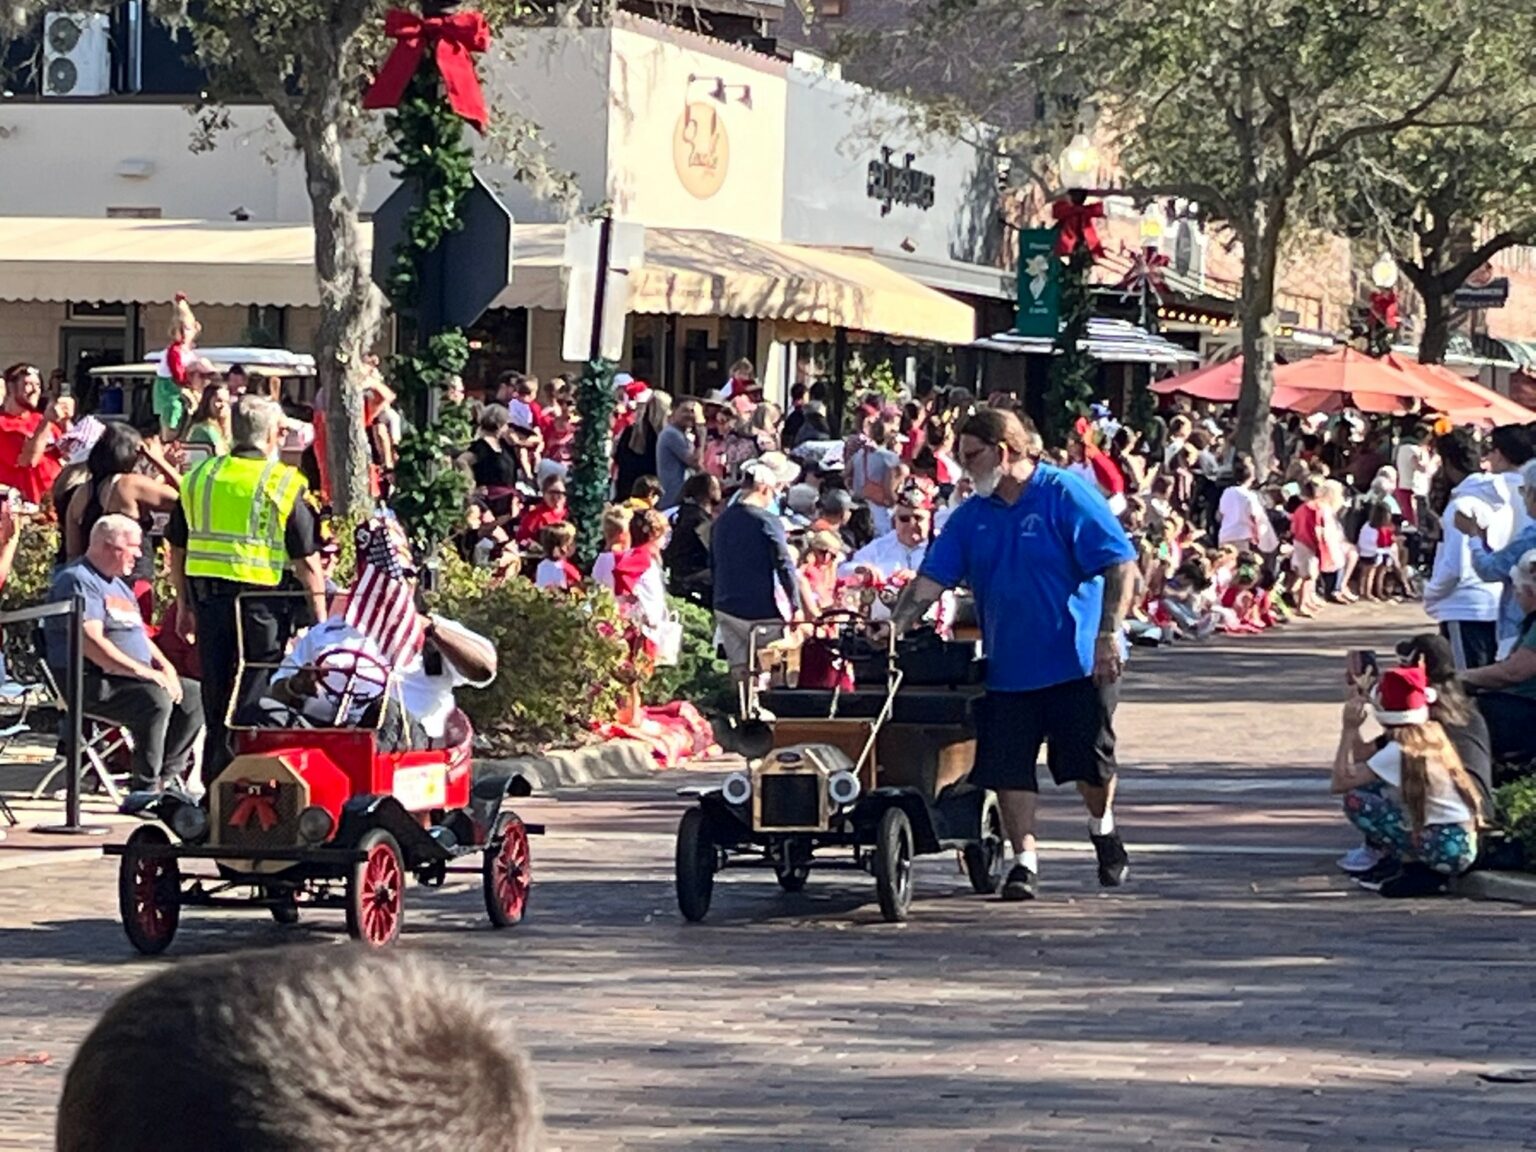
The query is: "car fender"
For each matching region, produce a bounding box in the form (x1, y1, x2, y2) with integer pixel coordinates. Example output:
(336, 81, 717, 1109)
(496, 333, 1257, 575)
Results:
(335, 795, 449, 868)
(466, 772, 535, 841)
(859, 788, 942, 855)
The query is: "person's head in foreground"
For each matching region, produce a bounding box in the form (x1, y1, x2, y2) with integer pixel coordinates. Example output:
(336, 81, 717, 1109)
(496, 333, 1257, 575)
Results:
(57, 947, 541, 1152)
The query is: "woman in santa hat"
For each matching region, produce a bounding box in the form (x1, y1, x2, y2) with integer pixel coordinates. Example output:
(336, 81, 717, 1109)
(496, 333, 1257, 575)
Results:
(1331, 664, 1487, 897)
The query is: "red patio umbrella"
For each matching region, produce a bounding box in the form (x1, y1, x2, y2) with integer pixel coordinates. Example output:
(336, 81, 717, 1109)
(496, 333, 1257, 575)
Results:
(1270, 348, 1418, 414)
(1381, 354, 1536, 426)
(1151, 354, 1350, 413)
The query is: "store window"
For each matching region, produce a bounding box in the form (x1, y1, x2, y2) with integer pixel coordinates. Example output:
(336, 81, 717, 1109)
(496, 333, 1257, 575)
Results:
(462, 308, 530, 401)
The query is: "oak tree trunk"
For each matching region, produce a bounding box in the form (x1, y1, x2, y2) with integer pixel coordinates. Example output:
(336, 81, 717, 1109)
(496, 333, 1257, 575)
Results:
(1416, 286, 1453, 365)
(300, 120, 383, 518)
(1233, 203, 1285, 476)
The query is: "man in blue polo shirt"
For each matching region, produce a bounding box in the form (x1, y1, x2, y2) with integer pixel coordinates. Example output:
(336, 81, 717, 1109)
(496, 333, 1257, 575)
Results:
(892, 408, 1138, 900)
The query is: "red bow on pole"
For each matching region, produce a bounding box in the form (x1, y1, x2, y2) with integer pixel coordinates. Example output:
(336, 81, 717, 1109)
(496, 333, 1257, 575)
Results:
(363, 8, 492, 134)
(1369, 289, 1400, 330)
(1052, 198, 1106, 259)
(228, 780, 282, 832)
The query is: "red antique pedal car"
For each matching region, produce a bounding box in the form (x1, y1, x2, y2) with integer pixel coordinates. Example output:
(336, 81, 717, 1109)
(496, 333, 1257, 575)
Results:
(105, 648, 539, 954)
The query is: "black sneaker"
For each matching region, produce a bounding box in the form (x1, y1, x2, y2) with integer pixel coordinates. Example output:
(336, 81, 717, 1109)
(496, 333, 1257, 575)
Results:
(1379, 862, 1450, 899)
(1001, 863, 1037, 902)
(1091, 831, 1129, 887)
(1351, 856, 1402, 891)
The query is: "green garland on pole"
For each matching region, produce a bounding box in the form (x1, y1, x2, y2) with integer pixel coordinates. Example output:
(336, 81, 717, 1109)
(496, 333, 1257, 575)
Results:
(380, 60, 474, 552)
(1045, 238, 1097, 445)
(569, 359, 617, 568)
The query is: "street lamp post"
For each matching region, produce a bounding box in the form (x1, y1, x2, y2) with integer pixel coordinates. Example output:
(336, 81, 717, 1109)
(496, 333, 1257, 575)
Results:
(1046, 133, 1103, 445)
(1367, 253, 1400, 358)
(1131, 204, 1167, 433)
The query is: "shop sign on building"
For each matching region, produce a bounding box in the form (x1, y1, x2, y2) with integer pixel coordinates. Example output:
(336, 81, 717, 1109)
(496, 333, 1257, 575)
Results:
(1453, 272, 1510, 310)
(1015, 229, 1059, 338)
(866, 147, 936, 216)
(674, 94, 733, 200)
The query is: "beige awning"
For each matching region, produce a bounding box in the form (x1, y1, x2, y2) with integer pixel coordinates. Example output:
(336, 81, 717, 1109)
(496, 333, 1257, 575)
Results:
(490, 224, 976, 346)
(0, 216, 326, 307)
(0, 216, 976, 345)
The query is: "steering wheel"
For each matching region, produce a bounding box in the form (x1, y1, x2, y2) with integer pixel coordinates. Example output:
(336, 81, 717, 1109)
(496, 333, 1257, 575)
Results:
(310, 647, 395, 727)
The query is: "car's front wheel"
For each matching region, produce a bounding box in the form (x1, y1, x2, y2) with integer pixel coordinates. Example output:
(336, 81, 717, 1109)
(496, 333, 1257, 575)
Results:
(675, 808, 717, 922)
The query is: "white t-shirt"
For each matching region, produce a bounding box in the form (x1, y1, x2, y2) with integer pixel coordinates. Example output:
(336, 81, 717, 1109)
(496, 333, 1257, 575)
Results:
(273, 615, 495, 739)
(1357, 523, 1382, 559)
(535, 558, 572, 589)
(1217, 485, 1259, 546)
(1366, 742, 1474, 826)
(591, 549, 618, 593)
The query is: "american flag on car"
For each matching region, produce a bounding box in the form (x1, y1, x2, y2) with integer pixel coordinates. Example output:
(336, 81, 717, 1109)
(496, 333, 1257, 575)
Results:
(344, 514, 425, 665)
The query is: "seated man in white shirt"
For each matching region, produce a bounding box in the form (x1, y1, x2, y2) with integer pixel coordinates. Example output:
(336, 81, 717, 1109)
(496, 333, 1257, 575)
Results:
(264, 518, 496, 748)
(842, 502, 930, 582)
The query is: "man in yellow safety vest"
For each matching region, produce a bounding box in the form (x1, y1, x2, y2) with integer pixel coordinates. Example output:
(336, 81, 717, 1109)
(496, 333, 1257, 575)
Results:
(168, 393, 327, 778)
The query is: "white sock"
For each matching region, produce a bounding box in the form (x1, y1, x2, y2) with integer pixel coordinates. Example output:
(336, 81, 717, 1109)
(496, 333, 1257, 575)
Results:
(1090, 812, 1115, 836)
(1015, 848, 1038, 872)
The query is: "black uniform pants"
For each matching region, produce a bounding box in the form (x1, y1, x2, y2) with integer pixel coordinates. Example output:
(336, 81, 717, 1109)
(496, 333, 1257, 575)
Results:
(197, 592, 295, 780)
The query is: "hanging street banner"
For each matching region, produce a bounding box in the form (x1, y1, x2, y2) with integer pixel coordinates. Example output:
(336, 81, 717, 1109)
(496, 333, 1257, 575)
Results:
(1452, 277, 1510, 310)
(1015, 228, 1061, 338)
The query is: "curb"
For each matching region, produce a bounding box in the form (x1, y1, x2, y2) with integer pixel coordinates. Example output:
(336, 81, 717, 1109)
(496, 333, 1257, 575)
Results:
(0, 846, 104, 873)
(476, 738, 662, 791)
(1452, 870, 1536, 906)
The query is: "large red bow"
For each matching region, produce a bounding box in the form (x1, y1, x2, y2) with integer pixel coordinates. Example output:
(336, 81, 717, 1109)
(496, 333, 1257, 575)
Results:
(363, 9, 491, 134)
(1053, 199, 1105, 259)
(1369, 289, 1400, 329)
(228, 780, 282, 832)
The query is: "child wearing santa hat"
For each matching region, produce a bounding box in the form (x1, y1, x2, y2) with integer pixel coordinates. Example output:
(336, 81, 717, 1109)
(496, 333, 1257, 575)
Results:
(1331, 664, 1486, 897)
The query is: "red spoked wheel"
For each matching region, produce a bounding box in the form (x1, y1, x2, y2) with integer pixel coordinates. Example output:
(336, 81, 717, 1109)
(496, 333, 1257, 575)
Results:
(118, 825, 180, 955)
(346, 829, 405, 946)
(483, 814, 531, 928)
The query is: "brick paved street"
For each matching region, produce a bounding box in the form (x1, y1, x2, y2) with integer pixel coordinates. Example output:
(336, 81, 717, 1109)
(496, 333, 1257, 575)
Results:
(3, 603, 1535, 1150)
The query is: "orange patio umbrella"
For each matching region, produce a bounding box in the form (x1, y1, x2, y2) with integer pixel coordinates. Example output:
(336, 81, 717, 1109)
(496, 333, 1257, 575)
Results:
(1270, 347, 1419, 414)
(1381, 353, 1536, 426)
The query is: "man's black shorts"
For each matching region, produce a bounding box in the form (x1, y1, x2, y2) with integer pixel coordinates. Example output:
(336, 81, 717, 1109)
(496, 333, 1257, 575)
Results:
(971, 677, 1119, 792)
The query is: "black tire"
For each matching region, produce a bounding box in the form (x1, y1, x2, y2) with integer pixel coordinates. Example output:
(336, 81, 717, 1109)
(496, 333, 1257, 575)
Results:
(963, 794, 1006, 895)
(345, 828, 405, 946)
(873, 807, 914, 922)
(483, 813, 532, 928)
(675, 807, 717, 922)
(119, 825, 180, 955)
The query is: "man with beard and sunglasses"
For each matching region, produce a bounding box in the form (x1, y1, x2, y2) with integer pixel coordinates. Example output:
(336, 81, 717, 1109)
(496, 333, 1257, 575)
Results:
(889, 408, 1138, 901)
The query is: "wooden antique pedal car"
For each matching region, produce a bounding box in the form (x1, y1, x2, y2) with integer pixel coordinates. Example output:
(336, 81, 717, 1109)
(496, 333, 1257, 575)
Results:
(107, 647, 539, 954)
(674, 612, 1003, 923)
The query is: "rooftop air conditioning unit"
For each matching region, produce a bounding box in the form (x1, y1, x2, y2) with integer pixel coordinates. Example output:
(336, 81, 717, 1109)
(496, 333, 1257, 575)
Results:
(43, 11, 112, 98)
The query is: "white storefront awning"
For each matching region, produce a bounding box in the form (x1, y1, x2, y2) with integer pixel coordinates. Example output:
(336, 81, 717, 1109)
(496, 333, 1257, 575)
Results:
(972, 318, 1199, 364)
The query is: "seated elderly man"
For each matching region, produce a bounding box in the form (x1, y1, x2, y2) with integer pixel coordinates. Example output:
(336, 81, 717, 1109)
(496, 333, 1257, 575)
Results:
(842, 498, 931, 582)
(1461, 547, 1536, 765)
(263, 517, 495, 749)
(45, 514, 203, 791)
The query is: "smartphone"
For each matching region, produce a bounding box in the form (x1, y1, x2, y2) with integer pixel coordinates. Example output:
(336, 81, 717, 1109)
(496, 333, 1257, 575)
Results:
(1347, 649, 1379, 687)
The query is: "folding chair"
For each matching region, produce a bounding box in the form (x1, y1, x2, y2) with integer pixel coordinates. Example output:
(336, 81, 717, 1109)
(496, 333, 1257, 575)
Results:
(0, 639, 67, 825)
(24, 629, 132, 807)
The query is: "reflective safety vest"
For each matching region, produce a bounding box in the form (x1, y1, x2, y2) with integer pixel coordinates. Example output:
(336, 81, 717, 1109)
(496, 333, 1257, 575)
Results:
(181, 454, 306, 586)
